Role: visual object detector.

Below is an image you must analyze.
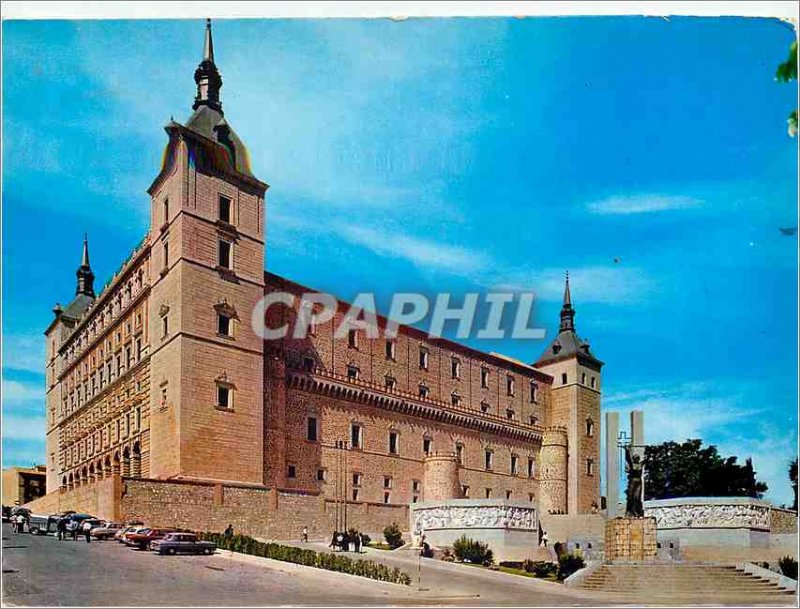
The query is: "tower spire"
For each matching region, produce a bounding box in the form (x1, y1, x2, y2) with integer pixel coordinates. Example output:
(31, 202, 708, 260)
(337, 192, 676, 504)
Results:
(558, 271, 575, 333)
(193, 18, 223, 114)
(76, 234, 95, 298)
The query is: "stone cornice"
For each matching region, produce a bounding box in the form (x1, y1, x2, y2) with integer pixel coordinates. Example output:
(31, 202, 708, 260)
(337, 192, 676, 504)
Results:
(286, 368, 543, 444)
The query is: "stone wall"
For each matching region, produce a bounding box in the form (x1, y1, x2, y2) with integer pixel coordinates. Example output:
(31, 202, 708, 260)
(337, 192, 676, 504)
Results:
(24, 475, 122, 520)
(539, 513, 605, 544)
(770, 507, 797, 534)
(604, 517, 657, 563)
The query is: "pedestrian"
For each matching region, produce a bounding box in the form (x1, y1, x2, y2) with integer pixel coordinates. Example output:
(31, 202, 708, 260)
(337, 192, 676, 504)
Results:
(11, 514, 18, 534)
(57, 518, 66, 541)
(223, 524, 234, 539)
(15, 514, 25, 534)
(336, 532, 344, 552)
(82, 519, 92, 543)
(68, 519, 78, 541)
(301, 526, 308, 543)
(353, 531, 361, 553)
(541, 530, 548, 548)
(329, 530, 338, 550)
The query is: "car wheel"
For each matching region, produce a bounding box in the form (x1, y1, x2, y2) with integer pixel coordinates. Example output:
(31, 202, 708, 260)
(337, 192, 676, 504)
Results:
(167, 548, 177, 555)
(204, 548, 212, 555)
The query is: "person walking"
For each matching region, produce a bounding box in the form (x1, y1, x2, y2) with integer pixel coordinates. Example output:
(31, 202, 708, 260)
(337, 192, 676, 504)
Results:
(15, 514, 25, 534)
(223, 524, 234, 539)
(82, 520, 92, 543)
(57, 518, 67, 541)
(329, 530, 338, 550)
(301, 526, 308, 543)
(68, 519, 78, 541)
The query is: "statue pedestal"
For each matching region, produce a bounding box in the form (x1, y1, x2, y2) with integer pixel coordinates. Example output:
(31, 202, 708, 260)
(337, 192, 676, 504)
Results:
(605, 517, 657, 562)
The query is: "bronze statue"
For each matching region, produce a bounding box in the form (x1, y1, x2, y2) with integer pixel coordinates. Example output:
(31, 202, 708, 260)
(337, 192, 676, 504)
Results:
(624, 446, 644, 517)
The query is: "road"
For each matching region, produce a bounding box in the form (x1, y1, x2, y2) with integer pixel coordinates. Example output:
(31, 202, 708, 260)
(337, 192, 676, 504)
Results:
(1, 524, 599, 606)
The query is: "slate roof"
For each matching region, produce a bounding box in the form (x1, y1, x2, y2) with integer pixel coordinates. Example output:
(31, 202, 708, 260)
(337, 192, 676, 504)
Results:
(185, 105, 254, 178)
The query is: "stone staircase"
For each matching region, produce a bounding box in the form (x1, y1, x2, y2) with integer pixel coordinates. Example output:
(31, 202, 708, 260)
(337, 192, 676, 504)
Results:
(577, 563, 796, 603)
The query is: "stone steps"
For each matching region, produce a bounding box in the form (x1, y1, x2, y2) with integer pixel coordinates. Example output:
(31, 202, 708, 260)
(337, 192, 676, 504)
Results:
(577, 563, 796, 599)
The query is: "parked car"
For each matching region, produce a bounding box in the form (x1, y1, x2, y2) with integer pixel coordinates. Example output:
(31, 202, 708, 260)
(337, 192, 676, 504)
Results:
(91, 522, 123, 540)
(28, 514, 60, 535)
(150, 532, 216, 555)
(118, 527, 149, 544)
(126, 528, 175, 550)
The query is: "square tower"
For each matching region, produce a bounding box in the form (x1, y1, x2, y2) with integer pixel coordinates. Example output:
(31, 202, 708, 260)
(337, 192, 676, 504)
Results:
(533, 273, 602, 514)
(146, 21, 269, 484)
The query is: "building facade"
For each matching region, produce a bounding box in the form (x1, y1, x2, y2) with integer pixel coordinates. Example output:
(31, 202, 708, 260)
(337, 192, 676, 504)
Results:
(40, 21, 602, 523)
(2, 465, 47, 506)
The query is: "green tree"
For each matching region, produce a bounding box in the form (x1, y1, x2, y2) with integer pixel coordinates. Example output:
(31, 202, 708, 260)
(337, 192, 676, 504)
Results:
(643, 439, 767, 500)
(790, 458, 797, 511)
(776, 40, 797, 136)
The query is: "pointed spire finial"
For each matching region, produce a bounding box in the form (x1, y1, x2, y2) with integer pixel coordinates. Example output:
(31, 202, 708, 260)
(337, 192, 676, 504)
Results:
(193, 18, 223, 113)
(558, 270, 575, 333)
(76, 234, 95, 298)
(203, 18, 214, 62)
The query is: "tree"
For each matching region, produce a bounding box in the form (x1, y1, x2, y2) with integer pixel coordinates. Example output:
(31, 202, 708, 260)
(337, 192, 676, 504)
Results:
(643, 439, 767, 500)
(790, 458, 797, 511)
(776, 40, 798, 136)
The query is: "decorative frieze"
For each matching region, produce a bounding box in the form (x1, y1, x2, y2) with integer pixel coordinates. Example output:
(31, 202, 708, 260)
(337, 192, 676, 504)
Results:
(411, 500, 538, 534)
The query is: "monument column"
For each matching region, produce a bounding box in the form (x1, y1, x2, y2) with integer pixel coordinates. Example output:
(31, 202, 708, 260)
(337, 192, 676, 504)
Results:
(605, 412, 620, 518)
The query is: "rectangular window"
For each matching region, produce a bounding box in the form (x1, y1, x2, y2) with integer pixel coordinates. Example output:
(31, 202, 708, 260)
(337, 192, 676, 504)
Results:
(388, 431, 399, 455)
(348, 329, 358, 349)
(352, 473, 362, 487)
(451, 358, 460, 379)
(218, 240, 232, 269)
(506, 409, 515, 420)
(590, 376, 596, 388)
(352, 489, 360, 502)
(481, 368, 489, 388)
(451, 393, 461, 407)
(163, 241, 169, 269)
(287, 465, 296, 479)
(351, 424, 362, 449)
(412, 480, 420, 492)
(419, 348, 429, 370)
(485, 488, 492, 499)
(581, 372, 586, 384)
(507, 375, 515, 396)
(163, 198, 169, 225)
(125, 346, 131, 369)
(136, 338, 142, 361)
(418, 384, 429, 399)
(506, 490, 513, 500)
(384, 376, 396, 391)
(217, 313, 231, 336)
(383, 476, 392, 489)
(455, 443, 464, 464)
(317, 469, 326, 482)
(217, 385, 230, 409)
(561, 372, 568, 385)
(347, 365, 359, 381)
(485, 450, 493, 471)
(462, 485, 470, 498)
(528, 457, 535, 478)
(529, 381, 538, 403)
(586, 459, 594, 476)
(303, 357, 315, 372)
(307, 417, 318, 442)
(162, 315, 169, 337)
(423, 437, 432, 455)
(511, 455, 518, 475)
(219, 195, 231, 223)
(385, 340, 396, 360)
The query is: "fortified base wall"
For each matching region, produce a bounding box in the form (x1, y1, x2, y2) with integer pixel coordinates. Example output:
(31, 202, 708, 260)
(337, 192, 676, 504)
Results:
(25, 477, 408, 541)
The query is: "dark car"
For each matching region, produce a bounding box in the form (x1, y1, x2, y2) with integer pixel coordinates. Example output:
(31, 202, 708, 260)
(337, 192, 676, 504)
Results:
(150, 532, 216, 555)
(125, 528, 175, 550)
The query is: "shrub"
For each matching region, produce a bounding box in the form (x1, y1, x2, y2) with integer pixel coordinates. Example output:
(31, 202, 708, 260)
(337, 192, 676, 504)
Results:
(524, 559, 558, 578)
(556, 552, 585, 580)
(383, 523, 404, 549)
(453, 535, 493, 566)
(197, 531, 411, 585)
(779, 556, 798, 580)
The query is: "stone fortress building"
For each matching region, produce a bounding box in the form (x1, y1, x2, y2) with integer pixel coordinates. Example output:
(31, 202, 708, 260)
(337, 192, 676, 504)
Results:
(37, 21, 603, 536)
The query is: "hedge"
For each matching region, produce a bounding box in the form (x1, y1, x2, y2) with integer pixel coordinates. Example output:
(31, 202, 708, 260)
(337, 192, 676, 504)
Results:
(198, 532, 412, 585)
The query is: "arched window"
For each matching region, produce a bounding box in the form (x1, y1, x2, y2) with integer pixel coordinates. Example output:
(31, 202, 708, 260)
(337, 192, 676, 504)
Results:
(132, 442, 142, 477)
(586, 418, 595, 437)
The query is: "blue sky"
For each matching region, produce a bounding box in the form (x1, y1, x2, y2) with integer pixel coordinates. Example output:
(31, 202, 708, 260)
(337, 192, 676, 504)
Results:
(2, 17, 797, 504)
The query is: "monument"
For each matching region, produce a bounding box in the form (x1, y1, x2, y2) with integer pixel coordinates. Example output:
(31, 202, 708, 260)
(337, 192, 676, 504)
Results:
(604, 410, 658, 562)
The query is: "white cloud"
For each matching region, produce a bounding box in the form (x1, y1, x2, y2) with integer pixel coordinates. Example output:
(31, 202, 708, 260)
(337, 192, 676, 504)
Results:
(1, 380, 43, 409)
(587, 194, 702, 215)
(1, 414, 46, 442)
(341, 225, 490, 274)
(2, 334, 46, 374)
(493, 266, 656, 304)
